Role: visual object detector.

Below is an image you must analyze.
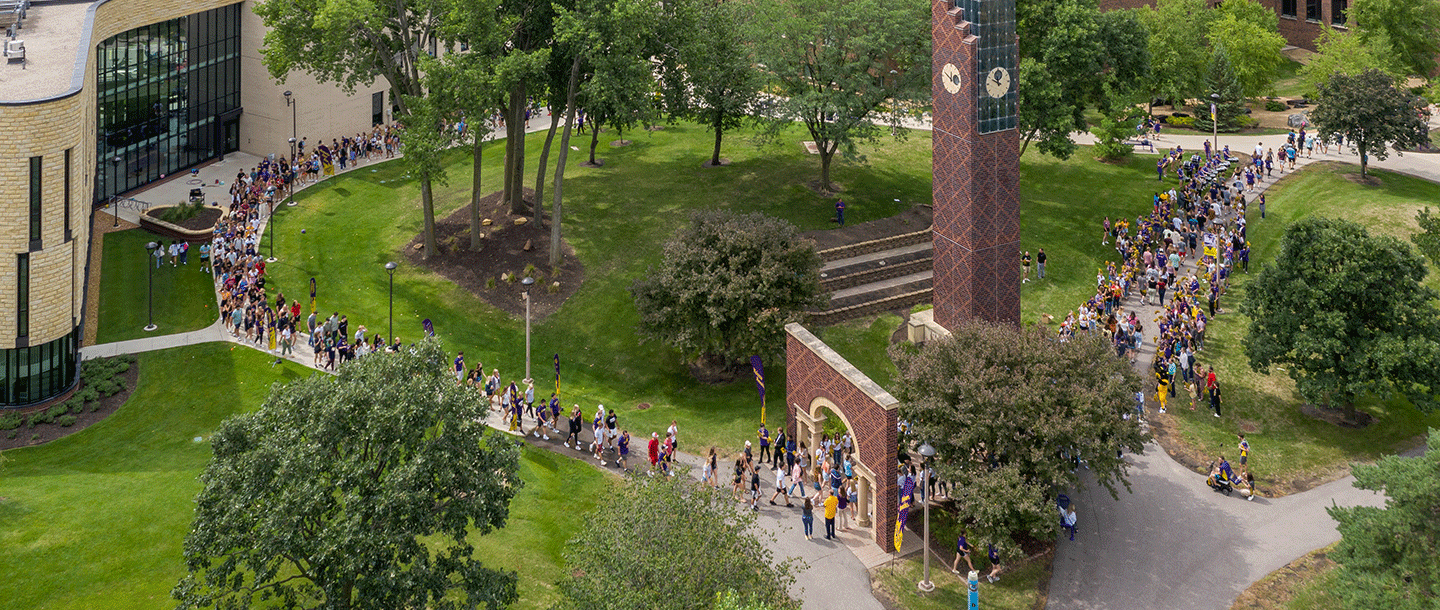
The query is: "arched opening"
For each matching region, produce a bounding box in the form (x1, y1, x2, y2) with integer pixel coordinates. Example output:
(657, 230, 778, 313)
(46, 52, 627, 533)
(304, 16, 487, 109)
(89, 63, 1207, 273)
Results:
(794, 397, 878, 529)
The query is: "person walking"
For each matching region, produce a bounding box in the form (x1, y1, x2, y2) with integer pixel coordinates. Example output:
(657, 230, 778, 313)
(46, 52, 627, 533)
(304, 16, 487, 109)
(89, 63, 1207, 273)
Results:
(1036, 248, 1047, 279)
(801, 498, 815, 540)
(757, 423, 771, 465)
(1210, 380, 1223, 418)
(769, 462, 792, 507)
(986, 545, 1003, 583)
(617, 430, 630, 471)
(822, 491, 839, 539)
(951, 532, 975, 574)
(565, 405, 583, 448)
(1022, 250, 1032, 283)
(835, 199, 846, 227)
(702, 447, 717, 487)
(1238, 433, 1250, 473)
(648, 432, 661, 475)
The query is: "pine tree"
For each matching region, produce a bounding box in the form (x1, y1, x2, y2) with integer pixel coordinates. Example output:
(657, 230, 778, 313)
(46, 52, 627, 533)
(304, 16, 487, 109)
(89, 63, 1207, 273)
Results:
(1194, 46, 1245, 133)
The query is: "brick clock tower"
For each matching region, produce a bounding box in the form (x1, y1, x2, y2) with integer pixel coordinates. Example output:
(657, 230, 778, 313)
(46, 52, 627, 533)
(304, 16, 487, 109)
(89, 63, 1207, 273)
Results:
(931, 0, 1021, 328)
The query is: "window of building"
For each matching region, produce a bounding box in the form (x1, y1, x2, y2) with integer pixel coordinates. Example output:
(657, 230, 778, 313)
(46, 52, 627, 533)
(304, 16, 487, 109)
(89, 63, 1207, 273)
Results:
(373, 91, 384, 127)
(17, 254, 29, 340)
(63, 148, 72, 240)
(1, 330, 79, 406)
(93, 3, 243, 203)
(28, 156, 41, 247)
(1331, 0, 1347, 24)
(1306, 0, 1320, 21)
(1281, 0, 1297, 17)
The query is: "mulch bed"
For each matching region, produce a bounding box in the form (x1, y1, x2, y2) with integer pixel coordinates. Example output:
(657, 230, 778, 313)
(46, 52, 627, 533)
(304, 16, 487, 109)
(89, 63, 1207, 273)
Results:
(403, 189, 585, 321)
(0, 363, 140, 451)
(145, 206, 224, 232)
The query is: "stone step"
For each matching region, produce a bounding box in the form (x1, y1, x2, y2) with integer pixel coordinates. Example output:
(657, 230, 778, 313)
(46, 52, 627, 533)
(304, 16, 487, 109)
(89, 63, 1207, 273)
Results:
(820, 242, 933, 292)
(816, 227, 931, 263)
(826, 270, 934, 311)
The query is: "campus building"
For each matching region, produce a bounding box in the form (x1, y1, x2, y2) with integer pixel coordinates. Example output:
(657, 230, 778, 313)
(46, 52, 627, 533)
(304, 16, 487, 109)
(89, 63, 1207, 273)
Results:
(0, 0, 387, 407)
(1099, 0, 1350, 50)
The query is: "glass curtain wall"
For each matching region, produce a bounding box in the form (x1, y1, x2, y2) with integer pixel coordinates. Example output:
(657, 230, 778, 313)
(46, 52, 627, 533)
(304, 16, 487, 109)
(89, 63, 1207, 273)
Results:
(93, 3, 242, 203)
(1, 330, 80, 407)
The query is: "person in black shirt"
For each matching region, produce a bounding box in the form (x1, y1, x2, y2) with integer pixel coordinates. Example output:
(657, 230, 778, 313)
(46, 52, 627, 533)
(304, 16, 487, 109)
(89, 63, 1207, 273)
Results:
(1036, 248, 1047, 279)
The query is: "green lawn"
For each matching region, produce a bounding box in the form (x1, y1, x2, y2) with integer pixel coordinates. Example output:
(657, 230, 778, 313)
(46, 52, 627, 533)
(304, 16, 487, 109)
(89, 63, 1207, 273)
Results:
(816, 314, 904, 389)
(262, 123, 927, 456)
(873, 554, 1047, 610)
(0, 343, 610, 610)
(1165, 163, 1440, 491)
(95, 229, 218, 343)
(1270, 57, 1309, 99)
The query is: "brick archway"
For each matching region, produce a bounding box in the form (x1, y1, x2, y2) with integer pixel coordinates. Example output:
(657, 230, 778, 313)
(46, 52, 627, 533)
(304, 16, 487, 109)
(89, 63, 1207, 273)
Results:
(784, 323, 899, 551)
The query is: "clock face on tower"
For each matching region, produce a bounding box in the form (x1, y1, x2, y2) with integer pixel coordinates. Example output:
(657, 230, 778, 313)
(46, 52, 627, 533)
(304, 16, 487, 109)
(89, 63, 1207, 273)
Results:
(942, 63, 963, 94)
(956, 0, 1017, 134)
(985, 66, 1010, 98)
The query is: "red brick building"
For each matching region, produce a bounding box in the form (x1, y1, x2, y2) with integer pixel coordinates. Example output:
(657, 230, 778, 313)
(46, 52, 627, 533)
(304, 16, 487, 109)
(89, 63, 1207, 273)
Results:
(1099, 0, 1350, 50)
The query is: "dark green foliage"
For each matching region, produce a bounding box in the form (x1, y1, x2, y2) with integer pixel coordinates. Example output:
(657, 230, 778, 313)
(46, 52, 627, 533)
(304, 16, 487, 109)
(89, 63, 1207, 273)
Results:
(1193, 46, 1246, 133)
(1326, 429, 1440, 609)
(57, 415, 77, 428)
(1413, 207, 1440, 266)
(0, 412, 21, 430)
(557, 474, 798, 610)
(157, 201, 207, 224)
(173, 339, 523, 610)
(1241, 216, 1440, 415)
(74, 386, 99, 404)
(890, 321, 1149, 559)
(1091, 111, 1138, 162)
(629, 211, 824, 369)
(1265, 100, 1287, 112)
(1310, 68, 1431, 176)
(48, 404, 67, 418)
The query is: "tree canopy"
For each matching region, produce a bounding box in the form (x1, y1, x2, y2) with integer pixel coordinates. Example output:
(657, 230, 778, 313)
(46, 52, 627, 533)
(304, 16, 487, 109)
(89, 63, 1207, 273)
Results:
(1350, 0, 1440, 78)
(1240, 216, 1440, 418)
(1140, 0, 1215, 108)
(889, 321, 1148, 557)
(629, 211, 823, 373)
(1326, 428, 1440, 609)
(1309, 69, 1430, 177)
(1413, 207, 1440, 267)
(1298, 29, 1404, 97)
(556, 474, 799, 610)
(1208, 5, 1287, 98)
(746, 0, 929, 192)
(173, 340, 523, 610)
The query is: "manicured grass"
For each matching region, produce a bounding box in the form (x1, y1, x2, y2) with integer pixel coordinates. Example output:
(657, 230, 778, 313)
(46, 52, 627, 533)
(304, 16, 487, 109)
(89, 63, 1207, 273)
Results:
(95, 229, 218, 343)
(815, 314, 904, 389)
(873, 554, 1047, 610)
(263, 123, 927, 455)
(1164, 163, 1440, 491)
(0, 343, 611, 610)
(1270, 57, 1309, 99)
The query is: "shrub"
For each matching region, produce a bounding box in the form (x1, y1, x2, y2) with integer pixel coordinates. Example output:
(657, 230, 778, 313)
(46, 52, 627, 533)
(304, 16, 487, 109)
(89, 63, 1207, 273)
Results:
(1236, 115, 1259, 129)
(0, 412, 21, 430)
(1167, 116, 1197, 128)
(48, 403, 68, 418)
(6, 430, 15, 439)
(95, 379, 121, 397)
(158, 201, 206, 224)
(1265, 100, 1287, 112)
(485, 277, 497, 290)
(1092, 115, 1136, 162)
(58, 415, 78, 427)
(522, 263, 538, 278)
(74, 385, 99, 403)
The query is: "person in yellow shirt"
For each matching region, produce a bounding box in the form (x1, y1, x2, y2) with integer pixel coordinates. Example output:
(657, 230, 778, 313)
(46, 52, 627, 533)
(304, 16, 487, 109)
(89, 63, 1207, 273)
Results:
(823, 492, 840, 540)
(1155, 375, 1169, 414)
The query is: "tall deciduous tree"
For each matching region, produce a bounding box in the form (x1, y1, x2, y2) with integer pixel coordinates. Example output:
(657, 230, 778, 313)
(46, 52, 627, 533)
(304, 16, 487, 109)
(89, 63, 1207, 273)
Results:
(172, 339, 523, 610)
(1194, 46, 1246, 133)
(1326, 429, 1440, 610)
(629, 211, 823, 374)
(1298, 29, 1403, 97)
(1310, 69, 1429, 177)
(889, 322, 1148, 557)
(1241, 216, 1440, 419)
(556, 0, 659, 166)
(254, 0, 447, 258)
(556, 475, 799, 610)
(1208, 3, 1287, 98)
(1350, 0, 1440, 78)
(1140, 0, 1215, 110)
(747, 0, 929, 192)
(1412, 207, 1440, 267)
(677, 0, 762, 167)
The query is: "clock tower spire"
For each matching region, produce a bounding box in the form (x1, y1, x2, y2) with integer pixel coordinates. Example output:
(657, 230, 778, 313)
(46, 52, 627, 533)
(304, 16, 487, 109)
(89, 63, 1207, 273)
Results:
(930, 0, 1021, 328)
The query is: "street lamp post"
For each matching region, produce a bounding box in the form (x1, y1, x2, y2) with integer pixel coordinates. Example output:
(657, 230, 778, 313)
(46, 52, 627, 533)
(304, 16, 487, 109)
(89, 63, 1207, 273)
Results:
(917, 442, 937, 592)
(521, 276, 535, 381)
(1210, 92, 1220, 155)
(287, 136, 298, 206)
(385, 262, 397, 346)
(144, 241, 159, 332)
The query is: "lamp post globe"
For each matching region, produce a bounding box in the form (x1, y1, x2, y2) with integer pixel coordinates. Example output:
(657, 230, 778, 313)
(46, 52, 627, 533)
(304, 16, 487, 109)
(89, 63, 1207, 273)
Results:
(385, 262, 398, 346)
(144, 241, 160, 331)
(917, 442, 936, 592)
(522, 276, 536, 381)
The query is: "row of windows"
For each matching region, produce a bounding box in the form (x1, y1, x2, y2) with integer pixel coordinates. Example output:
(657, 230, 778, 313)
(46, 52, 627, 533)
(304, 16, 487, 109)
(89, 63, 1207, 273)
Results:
(0, 330, 79, 407)
(1281, 0, 1347, 25)
(25, 150, 75, 251)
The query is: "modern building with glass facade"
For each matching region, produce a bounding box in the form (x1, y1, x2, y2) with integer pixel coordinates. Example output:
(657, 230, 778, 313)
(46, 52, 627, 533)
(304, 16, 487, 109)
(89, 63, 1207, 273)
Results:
(0, 0, 385, 408)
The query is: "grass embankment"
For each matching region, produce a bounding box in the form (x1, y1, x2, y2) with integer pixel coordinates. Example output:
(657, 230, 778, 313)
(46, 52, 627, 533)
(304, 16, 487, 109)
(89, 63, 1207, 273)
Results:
(0, 343, 609, 610)
(261, 123, 927, 455)
(95, 229, 218, 343)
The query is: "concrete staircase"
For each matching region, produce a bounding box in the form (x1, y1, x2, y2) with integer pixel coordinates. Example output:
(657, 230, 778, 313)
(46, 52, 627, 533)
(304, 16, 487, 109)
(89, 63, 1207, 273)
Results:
(808, 228, 933, 325)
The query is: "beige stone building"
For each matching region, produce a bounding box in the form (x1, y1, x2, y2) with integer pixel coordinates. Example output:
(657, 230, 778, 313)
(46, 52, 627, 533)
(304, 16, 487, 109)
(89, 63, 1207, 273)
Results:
(0, 0, 387, 407)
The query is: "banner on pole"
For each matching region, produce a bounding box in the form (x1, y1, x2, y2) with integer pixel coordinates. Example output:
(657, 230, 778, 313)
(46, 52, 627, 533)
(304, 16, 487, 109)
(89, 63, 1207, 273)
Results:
(309, 277, 317, 314)
(894, 475, 916, 550)
(423, 319, 434, 338)
(554, 353, 561, 398)
(750, 355, 766, 425)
